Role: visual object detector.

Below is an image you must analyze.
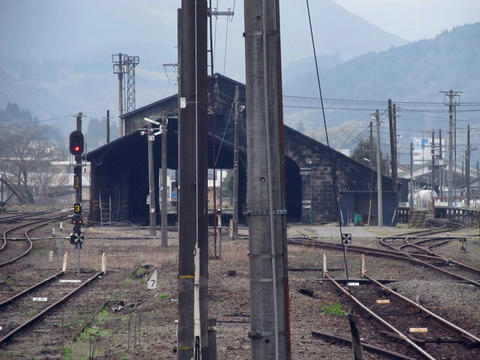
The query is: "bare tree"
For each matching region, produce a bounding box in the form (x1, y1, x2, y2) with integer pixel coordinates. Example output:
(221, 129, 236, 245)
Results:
(0, 125, 55, 204)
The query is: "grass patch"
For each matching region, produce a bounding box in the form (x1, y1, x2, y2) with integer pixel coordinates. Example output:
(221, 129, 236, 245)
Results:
(323, 302, 347, 316)
(63, 346, 73, 360)
(159, 293, 169, 299)
(133, 264, 149, 278)
(77, 325, 111, 343)
(95, 308, 110, 325)
(119, 277, 137, 287)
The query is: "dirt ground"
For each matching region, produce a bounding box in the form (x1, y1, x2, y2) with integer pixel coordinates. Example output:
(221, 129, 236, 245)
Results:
(1, 217, 480, 359)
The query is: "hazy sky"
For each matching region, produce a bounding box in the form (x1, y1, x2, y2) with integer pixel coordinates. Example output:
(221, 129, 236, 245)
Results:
(333, 0, 480, 40)
(1, 0, 479, 121)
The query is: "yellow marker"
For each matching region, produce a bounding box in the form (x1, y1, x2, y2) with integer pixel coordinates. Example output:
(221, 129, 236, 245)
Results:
(376, 299, 390, 304)
(409, 328, 428, 333)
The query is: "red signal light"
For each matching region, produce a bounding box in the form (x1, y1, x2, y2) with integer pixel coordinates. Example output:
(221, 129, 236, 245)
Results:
(69, 130, 84, 156)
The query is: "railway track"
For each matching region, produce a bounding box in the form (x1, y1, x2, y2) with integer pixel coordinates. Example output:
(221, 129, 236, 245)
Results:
(289, 219, 480, 287)
(322, 274, 480, 359)
(380, 220, 480, 287)
(0, 269, 104, 345)
(0, 208, 60, 224)
(0, 210, 68, 267)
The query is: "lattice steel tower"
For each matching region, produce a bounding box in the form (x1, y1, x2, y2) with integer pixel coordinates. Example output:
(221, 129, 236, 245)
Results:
(125, 56, 139, 113)
(112, 53, 140, 136)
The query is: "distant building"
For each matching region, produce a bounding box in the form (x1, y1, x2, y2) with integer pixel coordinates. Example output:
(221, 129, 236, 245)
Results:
(87, 74, 397, 225)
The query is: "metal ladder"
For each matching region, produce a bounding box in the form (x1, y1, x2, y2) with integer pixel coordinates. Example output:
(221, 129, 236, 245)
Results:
(99, 193, 112, 226)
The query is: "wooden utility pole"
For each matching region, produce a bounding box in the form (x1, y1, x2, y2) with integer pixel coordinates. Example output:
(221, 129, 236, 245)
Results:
(374, 110, 383, 227)
(177, 1, 208, 359)
(232, 85, 240, 239)
(161, 112, 168, 247)
(245, 0, 290, 358)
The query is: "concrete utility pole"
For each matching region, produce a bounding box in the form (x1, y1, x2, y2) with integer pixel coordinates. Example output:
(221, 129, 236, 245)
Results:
(410, 142, 414, 209)
(392, 103, 398, 193)
(147, 122, 156, 236)
(232, 85, 240, 239)
(373, 110, 383, 226)
(369, 121, 374, 167)
(244, 0, 290, 358)
(440, 90, 462, 208)
(112, 53, 126, 136)
(477, 161, 479, 187)
(106, 110, 110, 144)
(161, 112, 168, 247)
(388, 100, 398, 195)
(177, 1, 209, 359)
(466, 124, 471, 207)
(439, 130, 443, 196)
(431, 130, 435, 190)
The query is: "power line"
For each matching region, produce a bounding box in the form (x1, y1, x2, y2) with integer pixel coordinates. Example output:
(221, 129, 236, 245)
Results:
(0, 114, 75, 129)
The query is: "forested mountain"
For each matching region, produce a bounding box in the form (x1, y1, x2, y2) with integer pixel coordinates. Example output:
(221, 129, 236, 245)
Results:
(284, 23, 480, 149)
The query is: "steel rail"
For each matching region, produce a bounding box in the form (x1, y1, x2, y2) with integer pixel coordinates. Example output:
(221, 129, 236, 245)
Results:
(0, 208, 59, 224)
(366, 275, 480, 344)
(0, 271, 65, 308)
(0, 271, 104, 344)
(0, 214, 67, 267)
(288, 238, 436, 261)
(380, 238, 480, 287)
(326, 274, 437, 360)
(404, 237, 480, 276)
(311, 330, 417, 360)
(289, 235, 480, 286)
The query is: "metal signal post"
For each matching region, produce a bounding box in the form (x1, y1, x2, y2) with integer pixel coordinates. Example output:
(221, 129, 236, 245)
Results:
(70, 113, 85, 274)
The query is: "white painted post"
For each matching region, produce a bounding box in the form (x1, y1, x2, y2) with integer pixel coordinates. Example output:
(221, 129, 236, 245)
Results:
(217, 214, 222, 259)
(102, 252, 107, 274)
(59, 221, 63, 231)
(52, 227, 56, 236)
(361, 254, 367, 277)
(62, 252, 68, 272)
(48, 250, 53, 263)
(323, 253, 328, 277)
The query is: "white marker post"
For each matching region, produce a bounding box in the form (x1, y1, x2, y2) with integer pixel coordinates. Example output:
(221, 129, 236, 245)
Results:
(102, 252, 107, 274)
(62, 252, 68, 272)
(147, 269, 157, 290)
(322, 253, 328, 277)
(361, 254, 367, 277)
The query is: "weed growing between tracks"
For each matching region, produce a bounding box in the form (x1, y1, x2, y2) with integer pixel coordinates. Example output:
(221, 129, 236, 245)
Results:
(323, 302, 348, 316)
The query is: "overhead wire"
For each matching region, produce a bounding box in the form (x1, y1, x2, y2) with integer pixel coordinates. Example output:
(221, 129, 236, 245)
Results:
(305, 0, 351, 284)
(0, 114, 76, 129)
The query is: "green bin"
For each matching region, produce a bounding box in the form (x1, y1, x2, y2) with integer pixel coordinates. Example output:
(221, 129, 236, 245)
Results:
(353, 213, 363, 226)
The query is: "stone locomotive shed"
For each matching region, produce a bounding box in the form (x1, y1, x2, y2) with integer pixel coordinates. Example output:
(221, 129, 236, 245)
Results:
(87, 74, 396, 226)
